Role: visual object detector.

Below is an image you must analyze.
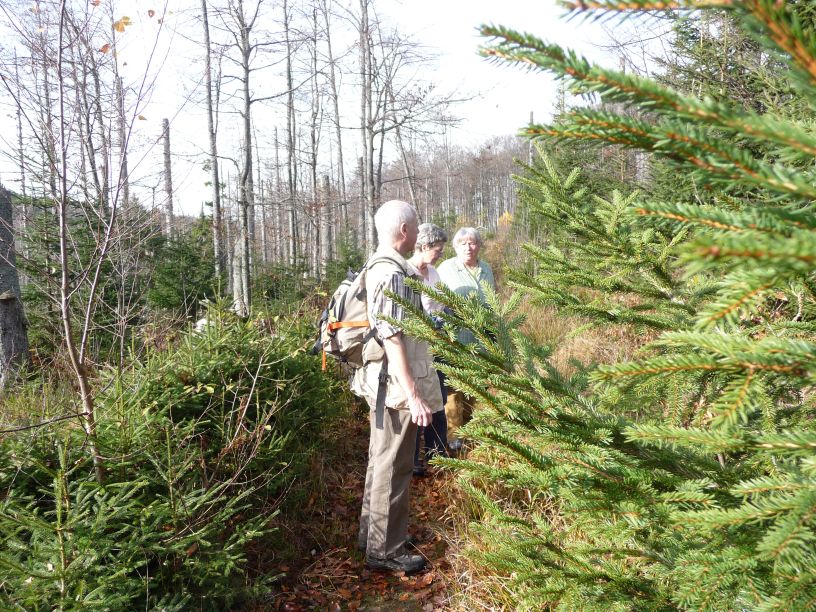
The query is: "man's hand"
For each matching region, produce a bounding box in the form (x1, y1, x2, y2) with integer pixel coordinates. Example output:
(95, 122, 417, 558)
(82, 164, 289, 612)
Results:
(383, 334, 434, 427)
(407, 393, 432, 427)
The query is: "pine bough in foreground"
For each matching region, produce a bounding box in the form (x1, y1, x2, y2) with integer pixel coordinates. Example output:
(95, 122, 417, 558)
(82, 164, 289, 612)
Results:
(397, 2, 816, 609)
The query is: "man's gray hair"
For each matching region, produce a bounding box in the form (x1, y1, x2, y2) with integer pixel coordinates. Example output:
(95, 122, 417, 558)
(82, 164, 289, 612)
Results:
(374, 200, 417, 244)
(452, 227, 483, 247)
(416, 223, 447, 249)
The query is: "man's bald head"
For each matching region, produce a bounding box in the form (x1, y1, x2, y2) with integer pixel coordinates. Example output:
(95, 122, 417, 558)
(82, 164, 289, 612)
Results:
(375, 200, 419, 254)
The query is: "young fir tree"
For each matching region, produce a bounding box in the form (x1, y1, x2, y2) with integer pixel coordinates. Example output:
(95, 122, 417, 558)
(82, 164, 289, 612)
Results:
(394, 1, 816, 609)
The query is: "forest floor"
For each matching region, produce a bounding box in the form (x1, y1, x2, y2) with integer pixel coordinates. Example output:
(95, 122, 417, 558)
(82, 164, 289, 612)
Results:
(259, 401, 461, 611)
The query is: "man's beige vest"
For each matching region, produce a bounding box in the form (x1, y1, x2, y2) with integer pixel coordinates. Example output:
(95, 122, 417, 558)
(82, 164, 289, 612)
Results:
(350, 249, 444, 413)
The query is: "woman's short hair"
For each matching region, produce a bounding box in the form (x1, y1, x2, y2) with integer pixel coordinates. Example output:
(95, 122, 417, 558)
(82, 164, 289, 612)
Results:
(452, 227, 482, 247)
(416, 223, 448, 249)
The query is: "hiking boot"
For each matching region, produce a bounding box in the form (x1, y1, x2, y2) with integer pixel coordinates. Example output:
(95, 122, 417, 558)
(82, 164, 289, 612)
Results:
(365, 553, 426, 574)
(358, 534, 418, 553)
(413, 466, 426, 477)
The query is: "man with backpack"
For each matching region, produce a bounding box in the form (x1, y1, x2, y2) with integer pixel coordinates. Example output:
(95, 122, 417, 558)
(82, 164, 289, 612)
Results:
(350, 200, 444, 575)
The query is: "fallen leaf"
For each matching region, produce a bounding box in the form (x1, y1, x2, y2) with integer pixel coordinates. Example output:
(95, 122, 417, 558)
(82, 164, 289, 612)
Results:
(137, 115, 146, 120)
(420, 572, 435, 586)
(148, 9, 155, 17)
(99, 43, 110, 54)
(91, 0, 101, 6)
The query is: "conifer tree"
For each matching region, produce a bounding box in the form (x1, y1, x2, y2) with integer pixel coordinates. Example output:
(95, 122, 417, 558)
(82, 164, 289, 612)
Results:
(395, 2, 816, 609)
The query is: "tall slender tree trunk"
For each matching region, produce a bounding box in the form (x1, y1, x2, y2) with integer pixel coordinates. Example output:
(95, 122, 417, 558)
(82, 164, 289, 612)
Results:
(321, 0, 347, 231)
(87, 50, 110, 211)
(233, 0, 254, 315)
(55, 4, 104, 483)
(357, 155, 365, 246)
(13, 50, 29, 268)
(162, 118, 174, 236)
(116, 76, 129, 207)
(274, 127, 284, 263)
(320, 174, 331, 277)
(359, 0, 376, 252)
(284, 0, 298, 267)
(260, 179, 269, 264)
(225, 176, 234, 294)
(201, 0, 223, 283)
(309, 8, 321, 276)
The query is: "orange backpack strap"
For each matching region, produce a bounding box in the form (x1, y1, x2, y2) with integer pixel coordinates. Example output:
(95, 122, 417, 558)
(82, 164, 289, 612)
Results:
(327, 320, 370, 331)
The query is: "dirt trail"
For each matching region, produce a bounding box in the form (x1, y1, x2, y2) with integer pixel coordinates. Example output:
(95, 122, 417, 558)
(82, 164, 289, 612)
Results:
(264, 408, 459, 611)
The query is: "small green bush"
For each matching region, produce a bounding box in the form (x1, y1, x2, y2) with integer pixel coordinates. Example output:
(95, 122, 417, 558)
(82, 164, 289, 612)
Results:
(0, 306, 343, 609)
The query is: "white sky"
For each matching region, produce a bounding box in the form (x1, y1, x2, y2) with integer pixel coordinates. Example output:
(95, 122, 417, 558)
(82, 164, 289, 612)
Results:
(0, 0, 619, 214)
(377, 0, 613, 143)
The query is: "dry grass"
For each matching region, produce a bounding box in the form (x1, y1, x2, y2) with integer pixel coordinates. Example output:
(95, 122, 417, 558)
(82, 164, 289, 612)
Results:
(515, 297, 649, 375)
(0, 377, 79, 429)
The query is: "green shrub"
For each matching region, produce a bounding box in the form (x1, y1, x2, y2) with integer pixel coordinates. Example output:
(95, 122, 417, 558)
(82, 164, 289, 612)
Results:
(0, 306, 343, 609)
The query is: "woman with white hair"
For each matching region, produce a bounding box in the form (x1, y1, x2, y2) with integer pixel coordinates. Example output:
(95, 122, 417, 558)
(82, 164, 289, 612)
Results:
(437, 227, 495, 342)
(436, 227, 496, 451)
(407, 223, 449, 476)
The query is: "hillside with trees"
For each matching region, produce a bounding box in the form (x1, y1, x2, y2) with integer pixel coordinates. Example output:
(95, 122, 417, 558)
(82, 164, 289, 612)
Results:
(1, 0, 815, 609)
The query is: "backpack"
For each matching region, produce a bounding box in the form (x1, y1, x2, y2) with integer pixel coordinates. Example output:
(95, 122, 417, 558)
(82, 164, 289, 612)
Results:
(312, 255, 405, 371)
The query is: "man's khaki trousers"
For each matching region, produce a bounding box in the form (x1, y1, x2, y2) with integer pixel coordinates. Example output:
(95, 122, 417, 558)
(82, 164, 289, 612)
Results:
(358, 405, 417, 559)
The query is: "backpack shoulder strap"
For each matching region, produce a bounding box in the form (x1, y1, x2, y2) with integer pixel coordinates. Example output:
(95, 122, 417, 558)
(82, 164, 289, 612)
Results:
(366, 255, 407, 276)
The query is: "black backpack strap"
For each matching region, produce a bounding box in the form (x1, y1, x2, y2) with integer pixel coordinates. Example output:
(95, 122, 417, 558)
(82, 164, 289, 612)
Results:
(375, 356, 388, 430)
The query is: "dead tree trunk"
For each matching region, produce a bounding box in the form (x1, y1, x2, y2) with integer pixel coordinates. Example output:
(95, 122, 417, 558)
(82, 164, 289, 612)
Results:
(284, 0, 298, 267)
(359, 0, 376, 252)
(320, 0, 347, 231)
(0, 185, 29, 390)
(116, 76, 130, 207)
(320, 174, 331, 278)
(162, 118, 174, 237)
(201, 0, 224, 283)
(236, 0, 254, 314)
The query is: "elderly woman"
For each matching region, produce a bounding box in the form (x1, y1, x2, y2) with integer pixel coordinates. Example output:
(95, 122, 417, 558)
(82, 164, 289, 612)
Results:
(437, 227, 496, 342)
(436, 227, 495, 451)
(408, 223, 449, 476)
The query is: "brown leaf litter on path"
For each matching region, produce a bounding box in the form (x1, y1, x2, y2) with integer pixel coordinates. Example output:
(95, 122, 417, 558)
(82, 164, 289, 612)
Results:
(260, 404, 459, 611)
